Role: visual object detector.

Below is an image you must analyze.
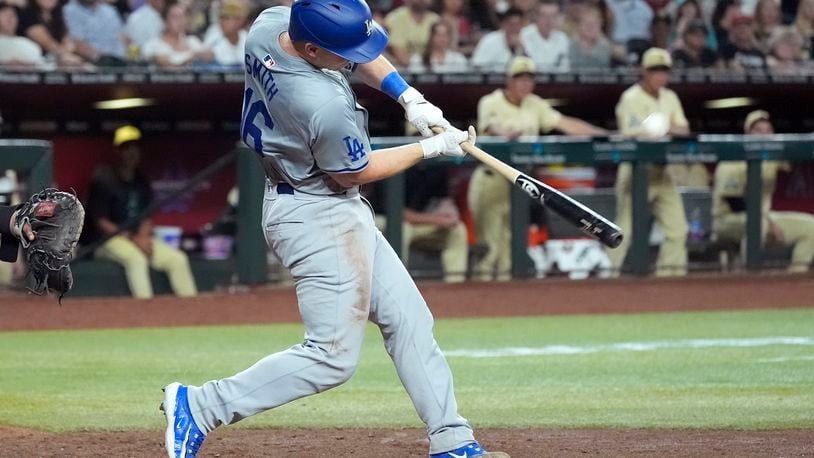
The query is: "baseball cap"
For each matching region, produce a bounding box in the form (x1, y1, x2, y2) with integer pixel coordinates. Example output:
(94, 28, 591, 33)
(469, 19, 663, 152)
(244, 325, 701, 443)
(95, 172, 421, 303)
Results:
(744, 110, 770, 132)
(641, 47, 672, 70)
(508, 56, 536, 77)
(113, 125, 142, 146)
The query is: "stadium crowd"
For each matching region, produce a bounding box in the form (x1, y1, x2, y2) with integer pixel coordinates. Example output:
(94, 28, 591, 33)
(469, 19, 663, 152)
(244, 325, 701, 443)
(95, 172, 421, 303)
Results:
(1, 0, 814, 73)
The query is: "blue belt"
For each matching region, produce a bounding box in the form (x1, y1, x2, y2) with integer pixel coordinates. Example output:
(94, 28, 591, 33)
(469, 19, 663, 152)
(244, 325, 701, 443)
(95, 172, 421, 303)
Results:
(276, 183, 295, 195)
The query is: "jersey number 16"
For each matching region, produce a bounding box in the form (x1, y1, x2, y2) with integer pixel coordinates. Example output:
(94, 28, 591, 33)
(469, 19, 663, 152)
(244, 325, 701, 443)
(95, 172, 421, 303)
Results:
(241, 87, 274, 154)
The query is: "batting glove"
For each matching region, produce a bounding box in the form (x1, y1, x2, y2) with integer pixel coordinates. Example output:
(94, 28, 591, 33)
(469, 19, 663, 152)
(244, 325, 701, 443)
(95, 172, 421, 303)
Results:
(419, 125, 476, 159)
(399, 87, 451, 137)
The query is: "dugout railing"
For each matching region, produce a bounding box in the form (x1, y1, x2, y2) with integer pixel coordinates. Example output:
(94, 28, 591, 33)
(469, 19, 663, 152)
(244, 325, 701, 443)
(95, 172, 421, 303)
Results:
(2, 137, 810, 288)
(342, 134, 814, 278)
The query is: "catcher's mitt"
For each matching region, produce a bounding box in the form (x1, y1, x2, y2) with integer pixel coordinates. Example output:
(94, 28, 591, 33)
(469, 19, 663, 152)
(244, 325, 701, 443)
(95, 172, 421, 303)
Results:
(14, 189, 85, 300)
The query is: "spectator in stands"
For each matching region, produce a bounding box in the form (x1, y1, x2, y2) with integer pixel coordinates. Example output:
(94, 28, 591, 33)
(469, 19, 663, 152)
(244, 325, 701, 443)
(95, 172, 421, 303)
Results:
(18, 0, 86, 67)
(373, 166, 469, 283)
(713, 110, 814, 273)
(562, 0, 613, 37)
(203, 0, 248, 67)
(671, 0, 717, 50)
(649, 12, 672, 49)
(124, 0, 164, 49)
(384, 0, 439, 67)
(471, 7, 526, 72)
(141, 1, 214, 68)
(180, 0, 210, 36)
(85, 125, 198, 299)
(63, 0, 128, 65)
(438, 0, 473, 53)
(754, 0, 782, 51)
(469, 57, 606, 281)
(672, 19, 720, 68)
(568, 6, 613, 72)
(606, 0, 654, 47)
(0, 2, 47, 68)
(607, 48, 693, 277)
(720, 14, 768, 70)
(520, 0, 570, 72)
(407, 20, 469, 73)
(793, 0, 814, 56)
(712, 0, 742, 50)
(766, 26, 809, 73)
(468, 0, 500, 33)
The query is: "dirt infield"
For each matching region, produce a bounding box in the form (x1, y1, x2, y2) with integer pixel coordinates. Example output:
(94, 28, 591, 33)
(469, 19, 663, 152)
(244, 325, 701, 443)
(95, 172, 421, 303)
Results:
(1, 274, 812, 456)
(1, 427, 812, 457)
(1, 274, 813, 331)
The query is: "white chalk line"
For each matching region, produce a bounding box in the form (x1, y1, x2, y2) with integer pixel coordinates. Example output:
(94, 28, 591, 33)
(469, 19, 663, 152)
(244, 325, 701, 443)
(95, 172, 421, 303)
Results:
(756, 355, 814, 363)
(443, 337, 814, 358)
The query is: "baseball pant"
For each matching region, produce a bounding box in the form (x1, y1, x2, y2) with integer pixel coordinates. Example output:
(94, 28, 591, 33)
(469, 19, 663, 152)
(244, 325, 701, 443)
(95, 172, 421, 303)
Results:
(468, 165, 511, 281)
(714, 210, 814, 272)
(666, 163, 710, 188)
(187, 187, 475, 454)
(0, 261, 11, 286)
(95, 235, 198, 299)
(607, 164, 689, 277)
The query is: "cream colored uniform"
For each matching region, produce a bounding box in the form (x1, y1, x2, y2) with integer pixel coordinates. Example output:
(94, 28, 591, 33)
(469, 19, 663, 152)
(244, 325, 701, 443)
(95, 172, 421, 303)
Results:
(469, 89, 562, 281)
(607, 84, 691, 276)
(95, 235, 198, 299)
(713, 161, 814, 272)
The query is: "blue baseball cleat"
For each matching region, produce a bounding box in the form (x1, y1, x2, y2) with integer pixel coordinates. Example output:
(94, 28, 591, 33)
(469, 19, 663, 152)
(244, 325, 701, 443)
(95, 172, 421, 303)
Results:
(431, 441, 510, 458)
(161, 382, 206, 458)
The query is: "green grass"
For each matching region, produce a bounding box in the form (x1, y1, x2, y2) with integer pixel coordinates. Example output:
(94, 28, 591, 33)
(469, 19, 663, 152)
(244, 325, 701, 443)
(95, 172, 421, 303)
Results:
(0, 309, 812, 432)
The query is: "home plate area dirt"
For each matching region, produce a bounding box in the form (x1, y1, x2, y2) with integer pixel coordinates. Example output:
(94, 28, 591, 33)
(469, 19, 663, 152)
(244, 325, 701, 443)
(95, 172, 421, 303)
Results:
(1, 427, 812, 457)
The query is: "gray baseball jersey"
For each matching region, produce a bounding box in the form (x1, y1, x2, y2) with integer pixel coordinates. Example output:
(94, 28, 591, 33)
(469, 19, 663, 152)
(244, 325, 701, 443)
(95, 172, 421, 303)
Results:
(185, 6, 477, 455)
(241, 6, 371, 195)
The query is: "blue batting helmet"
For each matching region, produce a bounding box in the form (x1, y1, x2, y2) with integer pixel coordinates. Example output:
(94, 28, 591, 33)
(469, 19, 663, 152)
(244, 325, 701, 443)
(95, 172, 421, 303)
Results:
(288, 0, 388, 64)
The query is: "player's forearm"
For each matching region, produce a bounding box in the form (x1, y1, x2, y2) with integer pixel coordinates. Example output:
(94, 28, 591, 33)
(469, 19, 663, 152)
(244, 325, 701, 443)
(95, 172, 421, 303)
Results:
(557, 116, 607, 136)
(403, 208, 444, 226)
(96, 217, 120, 237)
(0, 205, 14, 236)
(357, 58, 423, 109)
(356, 55, 398, 89)
(333, 144, 424, 187)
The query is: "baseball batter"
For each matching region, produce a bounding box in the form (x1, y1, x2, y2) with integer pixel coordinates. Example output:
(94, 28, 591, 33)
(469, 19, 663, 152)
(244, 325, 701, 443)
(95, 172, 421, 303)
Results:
(161, 2, 507, 457)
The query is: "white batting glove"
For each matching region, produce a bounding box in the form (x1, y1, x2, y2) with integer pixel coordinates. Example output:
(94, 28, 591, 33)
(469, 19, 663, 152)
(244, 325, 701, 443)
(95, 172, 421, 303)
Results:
(399, 87, 451, 137)
(419, 125, 476, 159)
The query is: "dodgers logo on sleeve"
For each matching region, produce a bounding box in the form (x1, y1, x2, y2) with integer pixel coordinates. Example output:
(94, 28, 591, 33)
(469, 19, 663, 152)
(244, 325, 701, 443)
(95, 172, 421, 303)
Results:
(343, 136, 367, 162)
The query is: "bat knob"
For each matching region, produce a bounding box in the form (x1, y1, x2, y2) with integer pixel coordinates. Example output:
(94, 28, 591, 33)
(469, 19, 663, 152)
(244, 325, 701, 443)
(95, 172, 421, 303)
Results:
(606, 231, 624, 249)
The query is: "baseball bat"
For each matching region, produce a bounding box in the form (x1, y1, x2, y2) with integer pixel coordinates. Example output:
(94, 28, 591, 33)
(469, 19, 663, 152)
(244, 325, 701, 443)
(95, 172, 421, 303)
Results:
(437, 128, 623, 248)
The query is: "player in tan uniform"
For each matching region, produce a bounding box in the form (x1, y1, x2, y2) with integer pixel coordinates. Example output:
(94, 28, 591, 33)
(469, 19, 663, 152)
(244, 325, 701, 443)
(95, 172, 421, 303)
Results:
(87, 126, 198, 299)
(469, 56, 606, 281)
(607, 47, 694, 277)
(713, 110, 814, 272)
